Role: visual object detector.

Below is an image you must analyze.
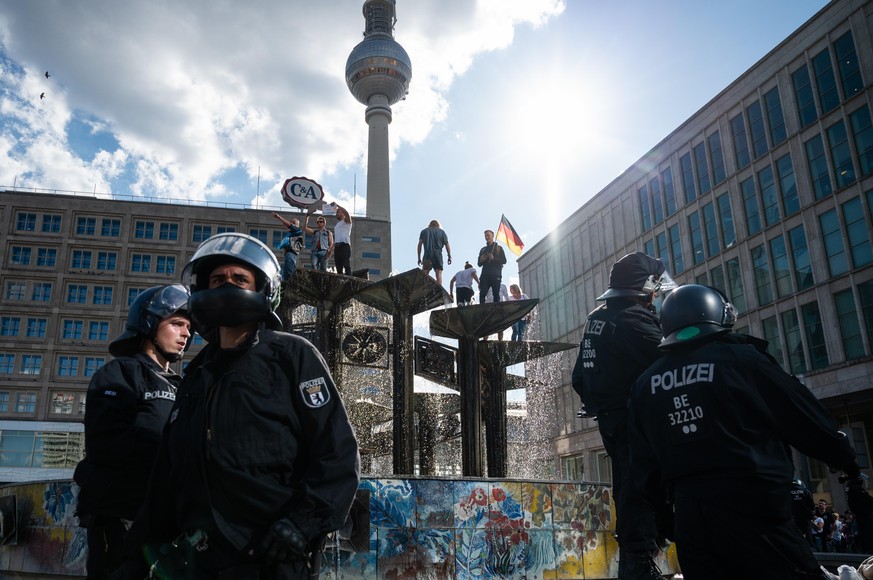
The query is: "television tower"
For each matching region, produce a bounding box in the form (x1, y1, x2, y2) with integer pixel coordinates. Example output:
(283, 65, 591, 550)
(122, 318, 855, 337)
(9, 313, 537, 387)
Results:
(345, 0, 412, 222)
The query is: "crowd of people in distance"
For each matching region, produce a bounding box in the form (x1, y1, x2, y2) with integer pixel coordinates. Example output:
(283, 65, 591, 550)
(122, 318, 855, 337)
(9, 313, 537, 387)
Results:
(802, 497, 859, 553)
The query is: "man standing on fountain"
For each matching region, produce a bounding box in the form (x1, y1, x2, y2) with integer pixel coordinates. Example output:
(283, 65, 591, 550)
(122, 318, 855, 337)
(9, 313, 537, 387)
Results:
(571, 252, 672, 580)
(114, 233, 360, 579)
(477, 229, 506, 305)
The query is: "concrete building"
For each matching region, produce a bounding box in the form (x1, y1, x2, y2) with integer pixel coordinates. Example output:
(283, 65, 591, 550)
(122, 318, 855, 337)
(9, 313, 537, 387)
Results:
(0, 189, 391, 482)
(519, 0, 873, 502)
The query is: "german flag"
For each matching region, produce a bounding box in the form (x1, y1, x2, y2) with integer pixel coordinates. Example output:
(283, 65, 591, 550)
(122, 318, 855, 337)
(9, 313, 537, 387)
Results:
(496, 214, 524, 256)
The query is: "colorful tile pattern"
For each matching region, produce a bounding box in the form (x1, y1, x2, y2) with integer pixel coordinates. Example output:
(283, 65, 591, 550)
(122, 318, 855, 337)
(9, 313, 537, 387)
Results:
(0, 478, 680, 578)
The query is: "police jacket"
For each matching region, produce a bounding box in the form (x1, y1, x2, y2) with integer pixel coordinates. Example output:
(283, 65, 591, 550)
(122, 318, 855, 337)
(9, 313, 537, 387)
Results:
(628, 333, 857, 516)
(74, 352, 179, 520)
(571, 299, 662, 415)
(134, 326, 360, 554)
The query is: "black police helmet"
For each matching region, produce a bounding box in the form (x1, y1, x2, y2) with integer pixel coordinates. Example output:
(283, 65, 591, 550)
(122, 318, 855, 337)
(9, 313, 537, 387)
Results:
(597, 252, 666, 301)
(659, 284, 737, 349)
(109, 284, 191, 357)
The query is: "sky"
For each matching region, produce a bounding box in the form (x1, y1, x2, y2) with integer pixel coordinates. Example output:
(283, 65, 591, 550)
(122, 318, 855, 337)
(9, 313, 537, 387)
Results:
(0, 0, 831, 290)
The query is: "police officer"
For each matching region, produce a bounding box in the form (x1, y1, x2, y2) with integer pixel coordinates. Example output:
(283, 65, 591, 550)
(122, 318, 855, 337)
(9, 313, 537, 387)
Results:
(75, 284, 192, 580)
(628, 285, 860, 579)
(571, 252, 670, 579)
(115, 233, 360, 579)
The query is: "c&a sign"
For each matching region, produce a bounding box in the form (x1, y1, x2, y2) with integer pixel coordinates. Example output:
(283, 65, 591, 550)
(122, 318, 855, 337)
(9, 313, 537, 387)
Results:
(282, 176, 325, 209)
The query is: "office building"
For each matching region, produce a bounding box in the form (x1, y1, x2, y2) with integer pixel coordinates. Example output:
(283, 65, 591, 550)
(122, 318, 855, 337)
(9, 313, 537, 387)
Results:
(519, 0, 873, 501)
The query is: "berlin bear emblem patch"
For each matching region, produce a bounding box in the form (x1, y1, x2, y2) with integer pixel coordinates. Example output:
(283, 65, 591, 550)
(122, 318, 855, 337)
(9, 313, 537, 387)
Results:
(299, 377, 331, 409)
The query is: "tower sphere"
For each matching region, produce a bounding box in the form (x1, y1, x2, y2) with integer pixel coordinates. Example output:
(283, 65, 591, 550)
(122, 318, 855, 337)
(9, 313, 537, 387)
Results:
(345, 1, 412, 106)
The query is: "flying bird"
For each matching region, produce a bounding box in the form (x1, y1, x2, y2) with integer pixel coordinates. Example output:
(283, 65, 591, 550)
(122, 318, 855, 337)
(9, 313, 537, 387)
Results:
(40, 92, 45, 99)
(44, 71, 50, 79)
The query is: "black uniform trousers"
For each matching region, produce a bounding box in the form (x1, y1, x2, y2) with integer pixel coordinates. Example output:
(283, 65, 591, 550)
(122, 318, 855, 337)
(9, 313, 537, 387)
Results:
(673, 492, 822, 579)
(598, 408, 660, 554)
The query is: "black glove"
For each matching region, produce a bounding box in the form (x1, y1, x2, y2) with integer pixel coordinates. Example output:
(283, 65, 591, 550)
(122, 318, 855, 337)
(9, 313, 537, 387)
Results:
(261, 517, 307, 565)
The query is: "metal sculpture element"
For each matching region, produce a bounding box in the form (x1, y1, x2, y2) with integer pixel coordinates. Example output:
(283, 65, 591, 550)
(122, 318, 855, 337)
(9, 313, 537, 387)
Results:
(282, 268, 372, 374)
(356, 268, 449, 474)
(430, 299, 538, 476)
(478, 341, 576, 477)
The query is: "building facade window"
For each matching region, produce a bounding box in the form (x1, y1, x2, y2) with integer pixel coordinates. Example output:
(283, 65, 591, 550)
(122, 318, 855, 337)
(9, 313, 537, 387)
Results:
(788, 226, 814, 291)
(96, 252, 117, 270)
(249, 229, 268, 244)
(781, 309, 806, 374)
(6, 282, 26, 301)
(834, 289, 865, 360)
(88, 321, 110, 341)
(747, 100, 768, 159)
(680, 152, 696, 203)
(850, 105, 873, 178)
(650, 176, 664, 225)
(135, 221, 155, 239)
(758, 165, 780, 227)
(716, 193, 736, 248)
(726, 257, 747, 313)
(730, 112, 751, 170)
(193, 225, 212, 243)
(92, 286, 113, 305)
(0, 355, 13, 374)
(668, 224, 684, 274)
(655, 232, 669, 267)
(159, 222, 179, 241)
(361, 252, 381, 260)
(66, 284, 87, 304)
(71, 250, 92, 269)
(26, 318, 47, 338)
(805, 134, 833, 199)
(662, 167, 677, 216)
(792, 64, 817, 128)
(156, 256, 176, 274)
(16, 212, 36, 231)
(833, 31, 863, 99)
(37, 248, 57, 267)
(775, 154, 799, 217)
(58, 356, 79, 377)
(76, 217, 96, 236)
(769, 235, 792, 298)
(801, 301, 829, 369)
(702, 202, 719, 258)
(51, 392, 86, 416)
(84, 357, 105, 378)
(20, 355, 42, 375)
(32, 283, 52, 302)
(859, 280, 873, 350)
(762, 316, 785, 367)
(131, 254, 152, 273)
(42, 214, 62, 233)
(751, 244, 773, 306)
(101, 218, 121, 237)
(638, 186, 651, 232)
(842, 197, 872, 269)
(708, 131, 727, 185)
(11, 246, 31, 265)
(62, 320, 84, 340)
(764, 86, 787, 146)
(688, 212, 705, 265)
(15, 393, 37, 414)
(0, 317, 20, 337)
(741, 177, 762, 235)
(812, 47, 839, 114)
(693, 141, 711, 195)
(819, 209, 848, 277)
(828, 119, 856, 189)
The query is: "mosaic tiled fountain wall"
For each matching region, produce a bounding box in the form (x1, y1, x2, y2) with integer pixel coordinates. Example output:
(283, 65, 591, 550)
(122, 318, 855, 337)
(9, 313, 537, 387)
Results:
(0, 477, 678, 579)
